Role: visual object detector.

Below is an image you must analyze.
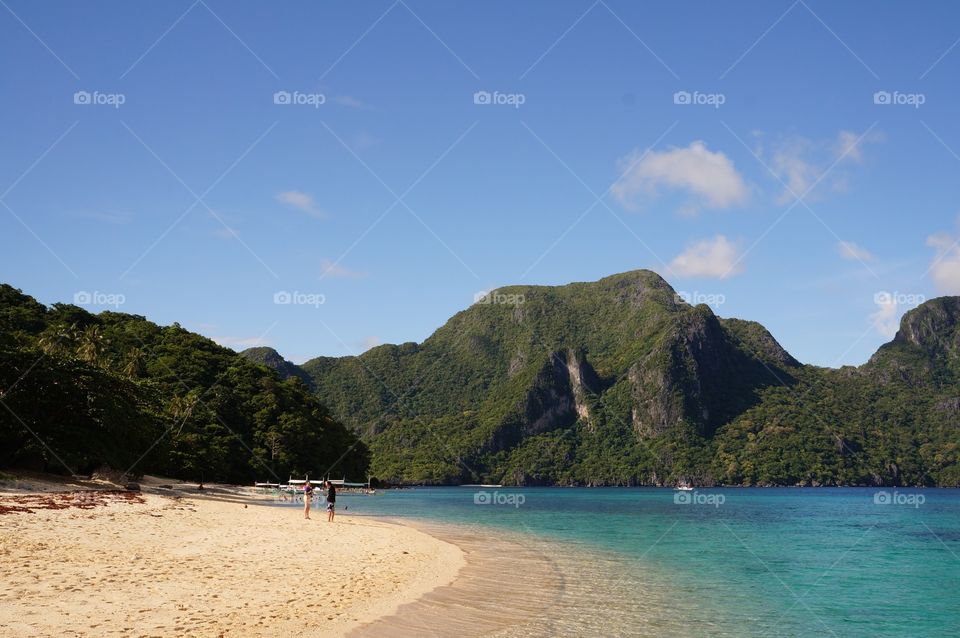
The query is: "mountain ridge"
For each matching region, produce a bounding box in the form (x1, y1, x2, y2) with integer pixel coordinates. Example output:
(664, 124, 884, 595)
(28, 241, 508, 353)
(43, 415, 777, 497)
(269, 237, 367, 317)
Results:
(242, 270, 960, 487)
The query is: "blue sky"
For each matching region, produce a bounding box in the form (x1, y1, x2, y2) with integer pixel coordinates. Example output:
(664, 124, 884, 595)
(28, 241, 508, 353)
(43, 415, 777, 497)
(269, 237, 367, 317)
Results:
(3, 1, 960, 366)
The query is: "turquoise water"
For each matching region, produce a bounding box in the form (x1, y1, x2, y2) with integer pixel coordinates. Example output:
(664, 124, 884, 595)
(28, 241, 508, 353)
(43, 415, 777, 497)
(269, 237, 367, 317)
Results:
(331, 487, 960, 636)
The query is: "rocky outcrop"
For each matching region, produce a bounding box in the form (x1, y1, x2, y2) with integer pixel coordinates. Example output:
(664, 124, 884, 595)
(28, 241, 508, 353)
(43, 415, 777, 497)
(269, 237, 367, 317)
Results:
(894, 297, 960, 351)
(239, 347, 314, 388)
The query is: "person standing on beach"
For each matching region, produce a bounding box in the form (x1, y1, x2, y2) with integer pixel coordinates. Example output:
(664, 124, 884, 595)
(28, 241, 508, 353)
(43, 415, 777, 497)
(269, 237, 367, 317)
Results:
(303, 480, 314, 519)
(325, 480, 336, 522)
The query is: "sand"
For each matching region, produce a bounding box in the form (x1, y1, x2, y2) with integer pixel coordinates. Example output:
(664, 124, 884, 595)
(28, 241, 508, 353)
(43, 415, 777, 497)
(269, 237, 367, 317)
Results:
(0, 481, 465, 638)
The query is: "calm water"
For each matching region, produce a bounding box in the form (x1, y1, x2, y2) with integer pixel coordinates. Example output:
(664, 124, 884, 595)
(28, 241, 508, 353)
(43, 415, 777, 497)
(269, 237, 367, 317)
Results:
(328, 487, 960, 637)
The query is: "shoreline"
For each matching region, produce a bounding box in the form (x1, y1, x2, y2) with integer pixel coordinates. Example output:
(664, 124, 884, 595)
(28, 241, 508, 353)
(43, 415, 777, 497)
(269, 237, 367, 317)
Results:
(348, 517, 567, 637)
(0, 479, 469, 637)
(0, 476, 683, 636)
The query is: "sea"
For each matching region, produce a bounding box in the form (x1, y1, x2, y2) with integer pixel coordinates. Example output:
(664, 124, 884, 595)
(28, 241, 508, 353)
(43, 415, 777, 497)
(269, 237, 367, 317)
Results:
(304, 487, 960, 637)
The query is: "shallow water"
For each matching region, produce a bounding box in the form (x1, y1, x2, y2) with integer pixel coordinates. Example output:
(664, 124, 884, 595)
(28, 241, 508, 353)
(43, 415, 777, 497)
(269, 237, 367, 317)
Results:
(325, 487, 960, 637)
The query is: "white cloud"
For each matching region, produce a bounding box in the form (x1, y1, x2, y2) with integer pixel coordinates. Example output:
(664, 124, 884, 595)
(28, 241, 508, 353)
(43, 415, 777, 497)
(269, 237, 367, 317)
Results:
(837, 241, 875, 262)
(360, 336, 381, 351)
(276, 190, 325, 218)
(927, 231, 960, 293)
(669, 235, 744, 279)
(871, 295, 899, 338)
(320, 259, 366, 280)
(761, 129, 882, 203)
(612, 141, 748, 213)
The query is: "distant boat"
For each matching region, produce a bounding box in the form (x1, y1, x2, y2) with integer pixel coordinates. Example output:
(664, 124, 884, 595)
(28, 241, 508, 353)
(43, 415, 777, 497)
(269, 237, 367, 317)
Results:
(675, 484, 694, 491)
(461, 484, 503, 488)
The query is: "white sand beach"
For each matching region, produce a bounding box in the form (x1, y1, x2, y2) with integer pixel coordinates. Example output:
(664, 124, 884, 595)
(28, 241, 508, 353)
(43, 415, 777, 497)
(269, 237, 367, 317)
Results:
(0, 479, 465, 637)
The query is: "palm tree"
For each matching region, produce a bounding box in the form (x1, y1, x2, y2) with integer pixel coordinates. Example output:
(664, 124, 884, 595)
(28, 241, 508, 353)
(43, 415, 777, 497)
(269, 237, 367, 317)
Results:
(170, 394, 200, 436)
(38, 324, 78, 357)
(122, 347, 145, 378)
(77, 325, 103, 365)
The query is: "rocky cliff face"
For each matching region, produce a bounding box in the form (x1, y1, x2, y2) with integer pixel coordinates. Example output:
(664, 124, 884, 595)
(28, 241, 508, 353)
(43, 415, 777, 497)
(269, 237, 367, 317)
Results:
(484, 349, 599, 453)
(894, 297, 960, 351)
(864, 297, 960, 386)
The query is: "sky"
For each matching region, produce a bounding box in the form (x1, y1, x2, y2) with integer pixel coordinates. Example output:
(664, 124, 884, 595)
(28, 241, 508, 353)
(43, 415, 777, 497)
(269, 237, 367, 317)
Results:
(3, 0, 960, 366)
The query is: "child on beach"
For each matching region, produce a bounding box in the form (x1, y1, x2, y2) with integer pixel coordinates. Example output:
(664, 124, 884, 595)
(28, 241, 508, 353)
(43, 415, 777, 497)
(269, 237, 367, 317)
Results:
(303, 480, 314, 519)
(324, 480, 336, 522)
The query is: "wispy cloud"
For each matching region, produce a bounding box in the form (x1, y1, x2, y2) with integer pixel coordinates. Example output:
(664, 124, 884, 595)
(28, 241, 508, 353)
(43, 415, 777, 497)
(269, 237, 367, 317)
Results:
(758, 129, 883, 204)
(351, 130, 379, 151)
(612, 141, 748, 214)
(70, 210, 133, 224)
(871, 295, 900, 338)
(211, 226, 239, 239)
(360, 336, 381, 351)
(927, 229, 960, 294)
(332, 95, 372, 110)
(276, 190, 326, 218)
(212, 335, 272, 349)
(669, 235, 744, 279)
(320, 258, 366, 279)
(837, 241, 875, 262)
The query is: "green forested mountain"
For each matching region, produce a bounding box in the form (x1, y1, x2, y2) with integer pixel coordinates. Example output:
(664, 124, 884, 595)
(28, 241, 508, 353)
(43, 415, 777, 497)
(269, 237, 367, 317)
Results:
(281, 270, 959, 487)
(0, 285, 368, 483)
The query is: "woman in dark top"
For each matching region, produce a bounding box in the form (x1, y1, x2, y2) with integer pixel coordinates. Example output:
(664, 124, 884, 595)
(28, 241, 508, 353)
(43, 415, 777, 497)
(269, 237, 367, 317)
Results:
(325, 480, 336, 522)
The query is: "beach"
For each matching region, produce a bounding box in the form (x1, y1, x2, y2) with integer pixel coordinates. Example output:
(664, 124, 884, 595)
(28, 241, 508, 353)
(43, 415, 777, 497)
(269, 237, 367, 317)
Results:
(0, 479, 465, 638)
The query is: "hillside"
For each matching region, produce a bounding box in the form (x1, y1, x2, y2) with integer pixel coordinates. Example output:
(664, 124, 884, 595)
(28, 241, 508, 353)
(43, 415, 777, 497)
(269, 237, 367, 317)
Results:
(290, 270, 959, 487)
(0, 285, 368, 483)
(240, 346, 315, 388)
